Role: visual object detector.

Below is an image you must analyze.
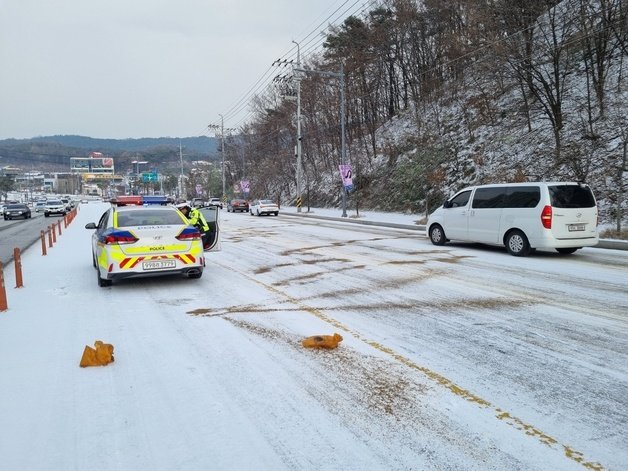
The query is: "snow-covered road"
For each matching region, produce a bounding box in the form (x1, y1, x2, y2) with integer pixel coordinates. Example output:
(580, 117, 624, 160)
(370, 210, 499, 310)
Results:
(1, 202, 626, 470)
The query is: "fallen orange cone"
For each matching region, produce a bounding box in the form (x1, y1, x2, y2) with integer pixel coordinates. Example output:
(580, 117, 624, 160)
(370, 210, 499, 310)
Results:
(302, 333, 343, 349)
(80, 340, 115, 367)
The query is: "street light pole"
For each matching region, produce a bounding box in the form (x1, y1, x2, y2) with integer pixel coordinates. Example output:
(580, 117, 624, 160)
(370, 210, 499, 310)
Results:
(131, 160, 148, 196)
(220, 114, 225, 199)
(179, 142, 185, 199)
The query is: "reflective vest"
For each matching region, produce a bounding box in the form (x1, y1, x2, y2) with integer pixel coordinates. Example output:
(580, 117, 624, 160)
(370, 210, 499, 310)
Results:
(187, 208, 209, 232)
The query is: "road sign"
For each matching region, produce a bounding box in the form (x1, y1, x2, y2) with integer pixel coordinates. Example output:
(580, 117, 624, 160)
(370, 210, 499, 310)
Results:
(142, 172, 158, 182)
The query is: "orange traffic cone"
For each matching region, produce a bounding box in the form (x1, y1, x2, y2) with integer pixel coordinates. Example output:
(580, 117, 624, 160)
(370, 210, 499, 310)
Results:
(302, 333, 343, 349)
(79, 340, 115, 367)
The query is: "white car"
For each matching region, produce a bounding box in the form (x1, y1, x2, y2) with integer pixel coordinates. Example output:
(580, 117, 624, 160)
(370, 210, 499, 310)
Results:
(249, 199, 279, 216)
(208, 197, 223, 209)
(44, 199, 67, 217)
(85, 204, 212, 287)
(34, 201, 47, 212)
(427, 182, 598, 256)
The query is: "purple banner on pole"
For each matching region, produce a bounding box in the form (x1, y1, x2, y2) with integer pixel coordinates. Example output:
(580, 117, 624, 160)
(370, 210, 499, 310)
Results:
(339, 165, 353, 191)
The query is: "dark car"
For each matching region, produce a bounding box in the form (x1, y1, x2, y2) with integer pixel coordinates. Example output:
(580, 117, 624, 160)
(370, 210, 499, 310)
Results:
(227, 199, 249, 213)
(4, 203, 32, 220)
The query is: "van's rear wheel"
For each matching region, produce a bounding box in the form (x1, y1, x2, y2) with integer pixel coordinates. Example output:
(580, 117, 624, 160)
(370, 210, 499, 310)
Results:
(506, 230, 531, 256)
(556, 247, 579, 254)
(429, 224, 447, 246)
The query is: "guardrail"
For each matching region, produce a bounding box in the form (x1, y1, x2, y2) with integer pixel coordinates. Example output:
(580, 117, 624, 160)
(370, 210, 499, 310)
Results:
(280, 211, 628, 251)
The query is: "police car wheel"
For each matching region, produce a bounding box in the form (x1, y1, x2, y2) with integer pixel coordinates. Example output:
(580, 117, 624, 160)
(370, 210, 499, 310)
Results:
(97, 269, 112, 287)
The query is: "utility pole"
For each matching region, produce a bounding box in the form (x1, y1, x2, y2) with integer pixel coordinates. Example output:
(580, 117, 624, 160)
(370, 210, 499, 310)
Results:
(294, 63, 348, 217)
(292, 40, 303, 213)
(208, 118, 236, 200)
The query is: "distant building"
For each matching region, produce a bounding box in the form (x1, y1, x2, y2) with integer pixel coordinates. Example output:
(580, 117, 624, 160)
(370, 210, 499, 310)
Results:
(51, 173, 81, 195)
(70, 151, 123, 194)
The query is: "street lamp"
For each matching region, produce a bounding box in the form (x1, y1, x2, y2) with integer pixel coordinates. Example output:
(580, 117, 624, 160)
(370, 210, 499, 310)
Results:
(131, 160, 148, 195)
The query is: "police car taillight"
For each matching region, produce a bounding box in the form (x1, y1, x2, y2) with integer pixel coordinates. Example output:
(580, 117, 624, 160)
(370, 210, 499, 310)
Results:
(541, 205, 552, 229)
(176, 227, 201, 241)
(103, 232, 138, 244)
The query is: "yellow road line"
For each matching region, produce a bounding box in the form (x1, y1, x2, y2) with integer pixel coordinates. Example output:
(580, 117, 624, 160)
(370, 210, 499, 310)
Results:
(214, 260, 605, 471)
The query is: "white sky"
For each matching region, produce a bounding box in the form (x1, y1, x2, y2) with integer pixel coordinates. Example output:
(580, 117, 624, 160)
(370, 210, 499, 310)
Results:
(0, 0, 367, 140)
(1, 203, 627, 470)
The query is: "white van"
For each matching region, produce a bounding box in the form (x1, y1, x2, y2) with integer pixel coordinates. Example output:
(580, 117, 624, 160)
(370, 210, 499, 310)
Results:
(427, 182, 598, 256)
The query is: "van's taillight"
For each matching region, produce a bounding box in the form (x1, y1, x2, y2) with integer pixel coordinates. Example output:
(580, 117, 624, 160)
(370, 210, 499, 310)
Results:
(176, 227, 201, 241)
(103, 231, 138, 244)
(541, 205, 552, 229)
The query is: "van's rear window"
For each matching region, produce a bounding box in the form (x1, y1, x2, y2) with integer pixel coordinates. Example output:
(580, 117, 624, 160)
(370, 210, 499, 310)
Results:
(549, 185, 596, 208)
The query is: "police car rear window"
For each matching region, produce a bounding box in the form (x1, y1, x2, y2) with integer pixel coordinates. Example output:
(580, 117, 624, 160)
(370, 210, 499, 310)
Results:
(117, 210, 184, 227)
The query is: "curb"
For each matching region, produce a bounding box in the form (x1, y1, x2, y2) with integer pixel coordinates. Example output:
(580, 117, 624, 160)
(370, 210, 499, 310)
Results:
(280, 211, 628, 251)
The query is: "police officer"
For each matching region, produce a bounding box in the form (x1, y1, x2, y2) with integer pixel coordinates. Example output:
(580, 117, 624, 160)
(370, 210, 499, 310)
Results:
(177, 203, 211, 250)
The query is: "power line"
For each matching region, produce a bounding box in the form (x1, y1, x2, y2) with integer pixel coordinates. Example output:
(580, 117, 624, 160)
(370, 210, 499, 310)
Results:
(216, 0, 381, 129)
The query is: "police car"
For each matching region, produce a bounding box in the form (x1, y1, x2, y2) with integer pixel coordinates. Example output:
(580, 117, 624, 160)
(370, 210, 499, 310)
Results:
(85, 196, 213, 287)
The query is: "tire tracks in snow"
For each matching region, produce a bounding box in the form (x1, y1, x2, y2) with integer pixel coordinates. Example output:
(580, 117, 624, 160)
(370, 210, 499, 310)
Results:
(204, 257, 606, 471)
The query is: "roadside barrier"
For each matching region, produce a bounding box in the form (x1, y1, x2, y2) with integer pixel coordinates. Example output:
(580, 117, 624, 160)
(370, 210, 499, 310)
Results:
(2, 204, 80, 312)
(41, 230, 47, 256)
(0, 263, 7, 312)
(13, 248, 23, 288)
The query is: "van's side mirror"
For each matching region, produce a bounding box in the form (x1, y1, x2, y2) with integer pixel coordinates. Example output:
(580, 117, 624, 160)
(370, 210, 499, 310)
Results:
(85, 222, 97, 229)
(443, 200, 452, 209)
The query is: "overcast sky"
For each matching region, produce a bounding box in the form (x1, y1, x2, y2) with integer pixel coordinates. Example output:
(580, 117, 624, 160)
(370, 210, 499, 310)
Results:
(0, 0, 368, 140)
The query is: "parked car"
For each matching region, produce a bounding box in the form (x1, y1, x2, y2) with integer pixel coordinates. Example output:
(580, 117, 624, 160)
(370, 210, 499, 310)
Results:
(192, 198, 206, 208)
(249, 199, 279, 216)
(60, 197, 72, 211)
(427, 182, 598, 256)
(85, 204, 215, 287)
(44, 199, 67, 217)
(208, 197, 223, 209)
(227, 199, 249, 213)
(3, 203, 32, 220)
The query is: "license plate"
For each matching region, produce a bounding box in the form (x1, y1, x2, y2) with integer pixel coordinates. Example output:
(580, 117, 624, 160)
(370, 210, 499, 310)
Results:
(142, 260, 176, 270)
(568, 224, 586, 232)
